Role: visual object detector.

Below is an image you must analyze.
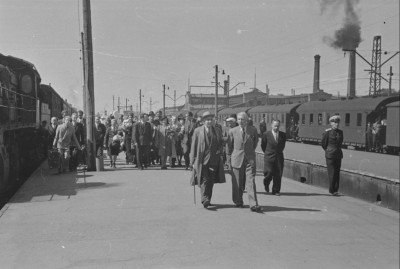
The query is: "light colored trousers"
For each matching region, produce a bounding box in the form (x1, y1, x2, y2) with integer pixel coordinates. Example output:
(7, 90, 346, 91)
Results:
(231, 159, 258, 208)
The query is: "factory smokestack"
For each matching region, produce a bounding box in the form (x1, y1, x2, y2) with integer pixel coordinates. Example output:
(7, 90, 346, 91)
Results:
(347, 51, 356, 98)
(313, 55, 321, 93)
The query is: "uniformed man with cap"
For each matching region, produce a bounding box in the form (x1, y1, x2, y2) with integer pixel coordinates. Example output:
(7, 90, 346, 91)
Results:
(132, 112, 152, 170)
(321, 115, 344, 196)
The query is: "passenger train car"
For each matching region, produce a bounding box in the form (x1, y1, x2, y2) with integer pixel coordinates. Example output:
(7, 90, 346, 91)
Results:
(0, 53, 75, 205)
(217, 95, 399, 153)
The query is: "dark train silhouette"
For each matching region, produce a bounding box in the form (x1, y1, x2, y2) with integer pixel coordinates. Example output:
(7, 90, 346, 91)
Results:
(0, 53, 75, 203)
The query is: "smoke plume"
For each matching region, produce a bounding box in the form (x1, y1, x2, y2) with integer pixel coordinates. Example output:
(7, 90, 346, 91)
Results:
(321, 0, 362, 50)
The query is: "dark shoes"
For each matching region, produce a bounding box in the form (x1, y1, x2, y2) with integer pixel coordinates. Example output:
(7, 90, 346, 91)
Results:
(161, 166, 167, 170)
(250, 206, 261, 212)
(203, 200, 210, 208)
(264, 186, 269, 193)
(332, 192, 339, 196)
(272, 192, 280, 196)
(235, 204, 244, 208)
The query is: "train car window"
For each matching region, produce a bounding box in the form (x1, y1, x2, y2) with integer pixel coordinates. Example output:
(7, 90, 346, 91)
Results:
(357, 113, 362, 126)
(309, 114, 313, 125)
(281, 113, 285, 124)
(345, 113, 350, 126)
(326, 113, 330, 125)
(318, 113, 322, 125)
(301, 114, 305, 124)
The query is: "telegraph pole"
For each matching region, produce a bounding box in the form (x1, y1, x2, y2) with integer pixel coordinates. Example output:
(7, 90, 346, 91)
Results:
(388, 66, 393, 96)
(112, 95, 115, 110)
(125, 98, 128, 111)
(174, 90, 176, 112)
(150, 97, 152, 111)
(139, 89, 142, 114)
(82, 0, 96, 171)
(215, 65, 218, 118)
(81, 32, 87, 117)
(163, 84, 166, 116)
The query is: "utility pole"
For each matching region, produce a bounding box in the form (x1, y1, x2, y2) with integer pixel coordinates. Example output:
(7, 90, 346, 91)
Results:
(139, 89, 142, 114)
(388, 66, 393, 96)
(117, 96, 120, 113)
(112, 95, 115, 110)
(266, 84, 269, 105)
(150, 97, 152, 111)
(163, 84, 166, 116)
(82, 0, 96, 171)
(174, 90, 176, 112)
(81, 32, 87, 117)
(215, 65, 218, 118)
(125, 98, 128, 111)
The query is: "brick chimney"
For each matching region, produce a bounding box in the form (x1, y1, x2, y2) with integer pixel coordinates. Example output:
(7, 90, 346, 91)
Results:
(313, 55, 320, 93)
(347, 51, 356, 98)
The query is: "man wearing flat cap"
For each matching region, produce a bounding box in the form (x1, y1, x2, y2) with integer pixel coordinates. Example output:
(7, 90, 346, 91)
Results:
(132, 113, 152, 170)
(321, 115, 343, 196)
(190, 111, 226, 208)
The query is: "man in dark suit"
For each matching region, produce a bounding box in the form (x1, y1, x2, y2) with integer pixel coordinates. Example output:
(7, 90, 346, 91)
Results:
(70, 113, 85, 170)
(190, 111, 226, 208)
(227, 112, 261, 212)
(94, 116, 106, 157)
(132, 113, 152, 170)
(261, 119, 286, 196)
(321, 115, 343, 196)
(47, 117, 58, 149)
(181, 111, 196, 170)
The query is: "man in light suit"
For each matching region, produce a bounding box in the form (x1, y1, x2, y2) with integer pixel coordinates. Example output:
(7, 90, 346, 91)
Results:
(261, 119, 286, 196)
(227, 112, 261, 212)
(190, 111, 226, 208)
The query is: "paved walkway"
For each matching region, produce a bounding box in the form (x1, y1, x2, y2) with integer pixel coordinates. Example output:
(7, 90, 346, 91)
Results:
(0, 157, 399, 269)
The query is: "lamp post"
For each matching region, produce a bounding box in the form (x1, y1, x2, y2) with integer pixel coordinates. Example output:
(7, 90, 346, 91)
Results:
(214, 65, 218, 118)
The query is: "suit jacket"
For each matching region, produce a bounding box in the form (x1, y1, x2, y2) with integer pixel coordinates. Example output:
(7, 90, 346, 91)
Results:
(53, 123, 80, 149)
(227, 125, 259, 169)
(189, 125, 226, 186)
(132, 121, 152, 146)
(321, 128, 343, 159)
(181, 119, 196, 153)
(47, 124, 58, 146)
(261, 130, 286, 164)
(72, 122, 85, 146)
(94, 123, 106, 144)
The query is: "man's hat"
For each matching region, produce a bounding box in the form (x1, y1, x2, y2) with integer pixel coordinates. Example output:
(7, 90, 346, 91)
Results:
(329, 115, 341, 123)
(149, 111, 155, 116)
(226, 114, 237, 122)
(140, 113, 148, 118)
(185, 111, 193, 117)
(202, 111, 214, 120)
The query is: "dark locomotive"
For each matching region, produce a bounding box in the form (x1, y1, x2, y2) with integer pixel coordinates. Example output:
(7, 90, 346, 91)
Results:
(0, 53, 75, 205)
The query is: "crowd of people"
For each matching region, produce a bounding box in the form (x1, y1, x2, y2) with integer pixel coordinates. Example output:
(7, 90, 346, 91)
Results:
(37, 108, 344, 211)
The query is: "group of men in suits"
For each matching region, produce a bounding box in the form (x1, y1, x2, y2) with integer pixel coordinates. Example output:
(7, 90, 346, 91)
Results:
(190, 110, 344, 212)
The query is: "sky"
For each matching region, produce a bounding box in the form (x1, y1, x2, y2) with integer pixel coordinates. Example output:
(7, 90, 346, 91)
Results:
(1, 0, 399, 114)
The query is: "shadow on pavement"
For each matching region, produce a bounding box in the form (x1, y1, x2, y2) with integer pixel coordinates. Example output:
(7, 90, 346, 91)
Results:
(257, 192, 331, 197)
(262, 205, 321, 212)
(10, 170, 120, 204)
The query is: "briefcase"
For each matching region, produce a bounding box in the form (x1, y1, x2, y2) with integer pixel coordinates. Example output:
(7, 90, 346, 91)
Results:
(48, 149, 60, 169)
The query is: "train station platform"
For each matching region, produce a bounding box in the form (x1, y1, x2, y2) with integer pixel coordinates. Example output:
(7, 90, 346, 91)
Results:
(0, 157, 399, 269)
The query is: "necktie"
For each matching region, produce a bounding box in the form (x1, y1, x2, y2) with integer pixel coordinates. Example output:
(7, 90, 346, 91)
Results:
(242, 128, 245, 140)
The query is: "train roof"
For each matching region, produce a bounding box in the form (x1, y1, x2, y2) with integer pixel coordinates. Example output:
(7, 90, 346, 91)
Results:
(248, 103, 301, 113)
(0, 53, 41, 79)
(386, 101, 400, 108)
(296, 96, 400, 113)
(219, 107, 252, 115)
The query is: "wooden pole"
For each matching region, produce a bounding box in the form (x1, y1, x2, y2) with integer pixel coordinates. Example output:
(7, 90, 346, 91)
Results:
(81, 32, 86, 116)
(82, 0, 96, 171)
(215, 65, 218, 118)
(163, 84, 166, 116)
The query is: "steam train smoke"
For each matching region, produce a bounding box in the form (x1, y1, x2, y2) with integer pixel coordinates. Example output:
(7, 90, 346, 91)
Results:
(321, 0, 362, 50)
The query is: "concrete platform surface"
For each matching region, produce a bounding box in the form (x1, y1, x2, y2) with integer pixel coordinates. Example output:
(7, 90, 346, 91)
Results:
(256, 141, 400, 180)
(0, 158, 399, 269)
